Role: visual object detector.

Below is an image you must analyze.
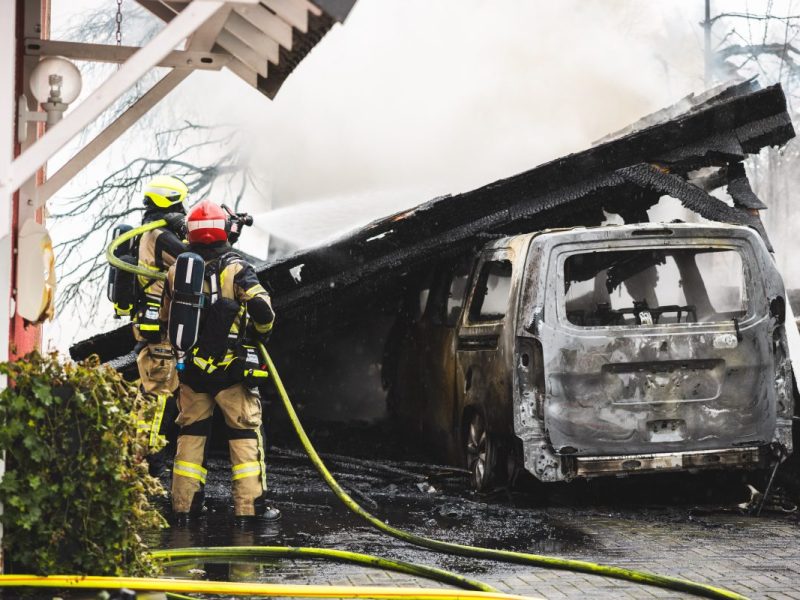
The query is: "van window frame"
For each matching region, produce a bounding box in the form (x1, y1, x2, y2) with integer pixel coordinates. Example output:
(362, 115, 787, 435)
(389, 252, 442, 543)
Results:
(465, 251, 514, 326)
(553, 241, 757, 330)
(426, 258, 475, 328)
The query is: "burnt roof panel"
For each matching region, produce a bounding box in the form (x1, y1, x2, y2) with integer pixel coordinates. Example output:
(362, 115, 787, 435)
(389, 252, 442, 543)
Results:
(70, 83, 795, 365)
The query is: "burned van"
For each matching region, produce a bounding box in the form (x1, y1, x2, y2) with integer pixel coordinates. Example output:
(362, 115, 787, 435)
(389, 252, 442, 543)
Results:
(384, 223, 795, 491)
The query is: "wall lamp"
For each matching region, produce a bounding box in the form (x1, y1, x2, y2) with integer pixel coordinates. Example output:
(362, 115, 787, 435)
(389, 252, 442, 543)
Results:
(17, 56, 82, 143)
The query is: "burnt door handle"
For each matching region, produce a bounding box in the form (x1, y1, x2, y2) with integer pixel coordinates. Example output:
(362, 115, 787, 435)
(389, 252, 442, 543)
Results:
(457, 335, 499, 350)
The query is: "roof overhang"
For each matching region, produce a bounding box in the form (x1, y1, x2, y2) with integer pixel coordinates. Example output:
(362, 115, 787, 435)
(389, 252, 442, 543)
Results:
(136, 0, 357, 98)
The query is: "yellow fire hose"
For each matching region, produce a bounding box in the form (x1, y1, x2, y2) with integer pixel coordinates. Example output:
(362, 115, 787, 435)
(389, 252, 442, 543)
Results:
(256, 344, 749, 600)
(106, 219, 169, 281)
(151, 546, 497, 592)
(0, 575, 526, 599)
(30, 222, 743, 600)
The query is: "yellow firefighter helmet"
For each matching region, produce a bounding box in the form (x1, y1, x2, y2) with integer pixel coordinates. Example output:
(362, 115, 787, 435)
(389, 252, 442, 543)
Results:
(143, 175, 189, 209)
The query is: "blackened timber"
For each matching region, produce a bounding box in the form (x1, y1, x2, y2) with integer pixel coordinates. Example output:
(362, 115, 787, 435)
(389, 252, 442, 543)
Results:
(261, 85, 792, 300)
(727, 162, 767, 209)
(70, 84, 795, 365)
(617, 162, 772, 248)
(72, 322, 135, 364)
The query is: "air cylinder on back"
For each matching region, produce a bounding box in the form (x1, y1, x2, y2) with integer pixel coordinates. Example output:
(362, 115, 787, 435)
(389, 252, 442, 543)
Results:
(107, 224, 136, 317)
(169, 252, 206, 353)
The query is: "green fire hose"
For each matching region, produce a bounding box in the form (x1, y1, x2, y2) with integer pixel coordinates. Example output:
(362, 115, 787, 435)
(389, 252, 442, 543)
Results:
(106, 218, 169, 281)
(111, 221, 747, 599)
(108, 220, 504, 597)
(256, 343, 749, 600)
(152, 546, 496, 592)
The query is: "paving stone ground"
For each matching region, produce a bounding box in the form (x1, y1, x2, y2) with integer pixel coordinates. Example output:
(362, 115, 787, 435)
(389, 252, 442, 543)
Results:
(152, 454, 800, 600)
(296, 510, 800, 599)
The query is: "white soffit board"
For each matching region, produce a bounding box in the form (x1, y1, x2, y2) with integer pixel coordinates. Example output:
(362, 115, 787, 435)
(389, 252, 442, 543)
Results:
(136, 0, 358, 99)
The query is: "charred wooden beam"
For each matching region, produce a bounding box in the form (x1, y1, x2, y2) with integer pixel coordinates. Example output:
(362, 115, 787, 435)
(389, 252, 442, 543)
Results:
(727, 162, 768, 210)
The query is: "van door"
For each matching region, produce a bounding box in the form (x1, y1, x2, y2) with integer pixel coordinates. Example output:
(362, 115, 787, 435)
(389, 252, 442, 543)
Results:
(456, 251, 515, 440)
(416, 260, 472, 458)
(542, 242, 777, 456)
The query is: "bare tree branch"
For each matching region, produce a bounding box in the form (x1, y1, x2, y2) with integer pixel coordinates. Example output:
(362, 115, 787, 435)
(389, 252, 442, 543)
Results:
(718, 42, 800, 61)
(710, 12, 800, 24)
(709, 6, 800, 288)
(53, 120, 255, 323)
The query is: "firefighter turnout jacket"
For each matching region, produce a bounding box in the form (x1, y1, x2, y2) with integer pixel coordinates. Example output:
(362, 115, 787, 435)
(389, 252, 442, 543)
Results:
(134, 211, 187, 463)
(161, 241, 275, 517)
(134, 211, 188, 348)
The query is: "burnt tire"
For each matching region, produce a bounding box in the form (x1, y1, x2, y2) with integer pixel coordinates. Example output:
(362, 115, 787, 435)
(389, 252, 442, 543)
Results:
(465, 411, 498, 493)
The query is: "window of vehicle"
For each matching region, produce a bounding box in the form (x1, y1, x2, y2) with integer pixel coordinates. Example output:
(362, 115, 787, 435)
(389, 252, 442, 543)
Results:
(563, 247, 747, 327)
(418, 288, 431, 318)
(445, 270, 471, 326)
(468, 259, 512, 323)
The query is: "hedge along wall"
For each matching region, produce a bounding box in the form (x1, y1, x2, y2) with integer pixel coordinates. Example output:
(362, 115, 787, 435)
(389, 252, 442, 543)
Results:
(0, 352, 165, 575)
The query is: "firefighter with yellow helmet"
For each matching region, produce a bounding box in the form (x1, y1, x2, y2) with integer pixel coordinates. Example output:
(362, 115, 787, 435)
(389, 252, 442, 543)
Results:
(134, 175, 190, 477)
(160, 199, 279, 524)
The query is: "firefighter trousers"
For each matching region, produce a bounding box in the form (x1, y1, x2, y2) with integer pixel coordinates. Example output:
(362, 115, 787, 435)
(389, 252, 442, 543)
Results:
(172, 377, 267, 517)
(136, 343, 179, 474)
(136, 388, 179, 471)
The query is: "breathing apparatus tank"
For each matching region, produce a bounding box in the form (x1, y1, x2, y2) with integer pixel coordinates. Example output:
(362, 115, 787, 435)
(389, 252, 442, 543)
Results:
(106, 224, 138, 318)
(168, 252, 206, 371)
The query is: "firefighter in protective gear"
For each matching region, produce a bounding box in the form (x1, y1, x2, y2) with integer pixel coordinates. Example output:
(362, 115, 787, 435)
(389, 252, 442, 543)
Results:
(135, 175, 190, 477)
(161, 199, 278, 523)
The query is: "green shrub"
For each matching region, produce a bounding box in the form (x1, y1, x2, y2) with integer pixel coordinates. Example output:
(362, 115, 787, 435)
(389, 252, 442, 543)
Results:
(0, 351, 166, 576)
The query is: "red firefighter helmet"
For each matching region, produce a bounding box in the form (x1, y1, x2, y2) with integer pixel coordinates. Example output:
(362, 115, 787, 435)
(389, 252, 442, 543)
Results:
(187, 200, 228, 244)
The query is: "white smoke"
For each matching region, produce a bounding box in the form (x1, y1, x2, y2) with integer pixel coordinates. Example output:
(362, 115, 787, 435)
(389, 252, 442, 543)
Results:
(183, 0, 705, 244)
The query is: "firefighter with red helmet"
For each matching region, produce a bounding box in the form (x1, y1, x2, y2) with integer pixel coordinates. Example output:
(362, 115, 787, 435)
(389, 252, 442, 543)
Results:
(160, 200, 279, 524)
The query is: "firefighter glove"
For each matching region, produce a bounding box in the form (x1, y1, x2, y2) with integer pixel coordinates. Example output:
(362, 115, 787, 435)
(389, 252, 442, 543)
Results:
(245, 322, 271, 345)
(163, 212, 188, 238)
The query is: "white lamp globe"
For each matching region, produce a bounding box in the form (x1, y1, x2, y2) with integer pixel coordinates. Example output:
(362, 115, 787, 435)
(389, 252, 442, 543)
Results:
(29, 57, 82, 104)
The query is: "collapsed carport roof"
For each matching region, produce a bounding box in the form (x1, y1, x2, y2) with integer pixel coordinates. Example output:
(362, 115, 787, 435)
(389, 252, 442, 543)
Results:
(70, 81, 796, 370)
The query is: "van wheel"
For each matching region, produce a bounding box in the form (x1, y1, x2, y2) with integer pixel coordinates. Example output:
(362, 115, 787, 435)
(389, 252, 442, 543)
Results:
(466, 412, 497, 492)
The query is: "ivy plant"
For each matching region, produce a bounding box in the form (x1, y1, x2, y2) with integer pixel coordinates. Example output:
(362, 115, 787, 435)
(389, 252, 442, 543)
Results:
(0, 352, 166, 576)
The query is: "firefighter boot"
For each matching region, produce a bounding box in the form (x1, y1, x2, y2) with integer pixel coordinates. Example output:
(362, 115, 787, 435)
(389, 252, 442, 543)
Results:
(262, 505, 282, 522)
(172, 384, 214, 522)
(234, 488, 282, 525)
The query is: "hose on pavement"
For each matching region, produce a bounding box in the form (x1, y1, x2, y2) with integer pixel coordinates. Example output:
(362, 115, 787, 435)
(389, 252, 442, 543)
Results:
(257, 343, 748, 600)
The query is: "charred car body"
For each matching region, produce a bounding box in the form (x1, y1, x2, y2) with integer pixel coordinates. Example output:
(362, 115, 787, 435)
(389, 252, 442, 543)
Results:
(386, 223, 795, 490)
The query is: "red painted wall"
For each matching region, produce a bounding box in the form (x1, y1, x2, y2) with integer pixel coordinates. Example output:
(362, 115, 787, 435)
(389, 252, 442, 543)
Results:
(9, 0, 49, 360)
